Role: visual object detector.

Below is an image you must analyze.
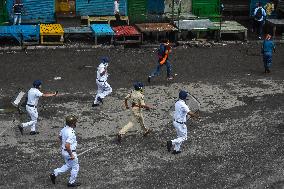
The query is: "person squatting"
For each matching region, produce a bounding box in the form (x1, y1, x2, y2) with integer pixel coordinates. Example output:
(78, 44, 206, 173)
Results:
(18, 80, 57, 135)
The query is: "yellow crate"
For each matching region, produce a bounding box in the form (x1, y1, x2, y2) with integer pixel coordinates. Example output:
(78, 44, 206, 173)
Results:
(40, 24, 64, 45)
(40, 24, 64, 35)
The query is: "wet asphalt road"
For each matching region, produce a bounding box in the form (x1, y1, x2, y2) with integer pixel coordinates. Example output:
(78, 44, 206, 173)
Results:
(0, 42, 284, 189)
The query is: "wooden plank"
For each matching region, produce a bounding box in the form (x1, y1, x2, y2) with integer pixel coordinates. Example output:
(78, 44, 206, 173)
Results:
(87, 16, 129, 26)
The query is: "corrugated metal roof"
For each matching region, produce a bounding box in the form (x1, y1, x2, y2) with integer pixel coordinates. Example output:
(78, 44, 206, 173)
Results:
(76, 0, 127, 16)
(6, 0, 55, 23)
(135, 23, 177, 32)
(174, 19, 214, 30)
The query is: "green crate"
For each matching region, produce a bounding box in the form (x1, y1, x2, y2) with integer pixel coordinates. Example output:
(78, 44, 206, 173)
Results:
(192, 0, 220, 21)
(127, 0, 147, 23)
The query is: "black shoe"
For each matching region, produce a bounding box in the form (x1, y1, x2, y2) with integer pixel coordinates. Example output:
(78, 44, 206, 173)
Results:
(92, 103, 99, 107)
(148, 76, 151, 83)
(167, 141, 172, 152)
(67, 182, 81, 187)
(18, 125, 23, 135)
(49, 173, 56, 184)
(30, 131, 39, 135)
(117, 134, 122, 143)
(97, 97, 103, 104)
(172, 150, 181, 155)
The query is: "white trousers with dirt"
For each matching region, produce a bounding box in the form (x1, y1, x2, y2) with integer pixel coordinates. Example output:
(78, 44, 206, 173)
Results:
(119, 107, 148, 135)
(94, 80, 112, 104)
(171, 121, 188, 151)
(22, 106, 38, 132)
(53, 151, 79, 184)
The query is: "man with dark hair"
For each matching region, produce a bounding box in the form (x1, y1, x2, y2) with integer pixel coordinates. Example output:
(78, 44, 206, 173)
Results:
(253, 2, 267, 39)
(262, 34, 276, 73)
(12, 0, 24, 25)
(117, 82, 152, 143)
(166, 90, 198, 154)
(148, 39, 173, 83)
(18, 80, 57, 135)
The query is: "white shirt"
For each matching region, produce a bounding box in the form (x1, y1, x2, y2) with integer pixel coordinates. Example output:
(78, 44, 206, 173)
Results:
(60, 125, 77, 151)
(97, 63, 108, 81)
(174, 99, 190, 123)
(114, 1, 119, 14)
(254, 7, 266, 21)
(27, 88, 43, 106)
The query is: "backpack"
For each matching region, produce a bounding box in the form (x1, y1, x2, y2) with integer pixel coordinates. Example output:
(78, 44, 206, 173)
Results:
(158, 44, 166, 59)
(255, 8, 263, 20)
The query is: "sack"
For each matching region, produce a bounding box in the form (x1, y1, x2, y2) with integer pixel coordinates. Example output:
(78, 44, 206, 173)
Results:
(255, 8, 263, 20)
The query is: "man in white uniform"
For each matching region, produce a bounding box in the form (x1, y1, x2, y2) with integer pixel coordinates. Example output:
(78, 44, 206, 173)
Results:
(92, 57, 112, 107)
(50, 115, 81, 187)
(18, 80, 57, 135)
(167, 90, 198, 154)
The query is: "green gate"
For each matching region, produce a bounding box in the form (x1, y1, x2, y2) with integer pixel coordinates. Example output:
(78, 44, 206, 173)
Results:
(127, 0, 147, 23)
(0, 0, 8, 25)
(192, 0, 221, 21)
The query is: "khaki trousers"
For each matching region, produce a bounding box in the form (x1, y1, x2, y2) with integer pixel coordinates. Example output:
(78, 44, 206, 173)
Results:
(119, 107, 147, 135)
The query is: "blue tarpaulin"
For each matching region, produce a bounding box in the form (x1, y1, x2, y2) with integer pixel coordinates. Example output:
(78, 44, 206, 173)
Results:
(0, 25, 39, 43)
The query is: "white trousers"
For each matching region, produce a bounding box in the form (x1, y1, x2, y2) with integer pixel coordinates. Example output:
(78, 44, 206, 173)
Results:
(171, 121, 188, 151)
(54, 151, 79, 184)
(94, 80, 112, 104)
(22, 106, 38, 132)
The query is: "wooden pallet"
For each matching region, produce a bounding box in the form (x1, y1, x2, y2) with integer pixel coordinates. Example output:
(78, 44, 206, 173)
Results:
(40, 24, 64, 45)
(81, 16, 129, 26)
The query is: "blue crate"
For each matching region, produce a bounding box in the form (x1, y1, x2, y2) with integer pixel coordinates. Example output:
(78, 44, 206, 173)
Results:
(0, 25, 39, 43)
(90, 24, 114, 36)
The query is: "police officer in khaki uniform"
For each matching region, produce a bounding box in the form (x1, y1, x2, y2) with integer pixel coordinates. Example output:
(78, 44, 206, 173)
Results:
(50, 115, 81, 187)
(117, 82, 151, 143)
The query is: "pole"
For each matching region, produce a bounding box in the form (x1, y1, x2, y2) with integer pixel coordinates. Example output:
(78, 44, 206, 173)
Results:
(172, 0, 174, 23)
